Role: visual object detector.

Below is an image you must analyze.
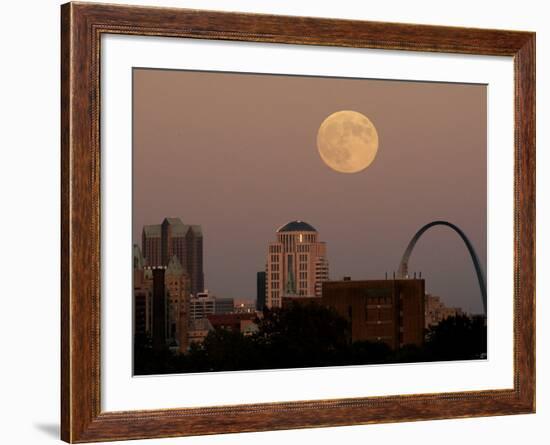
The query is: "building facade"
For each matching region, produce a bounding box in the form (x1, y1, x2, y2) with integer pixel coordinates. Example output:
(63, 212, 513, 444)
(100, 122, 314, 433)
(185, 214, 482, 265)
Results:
(234, 300, 257, 314)
(133, 245, 152, 338)
(207, 313, 258, 335)
(424, 294, 464, 328)
(189, 292, 235, 319)
(142, 217, 204, 296)
(215, 297, 235, 314)
(256, 271, 266, 311)
(265, 220, 329, 308)
(188, 318, 213, 344)
(321, 279, 425, 350)
(164, 255, 191, 352)
(151, 268, 167, 351)
(141, 225, 162, 268)
(189, 292, 216, 320)
(133, 245, 191, 352)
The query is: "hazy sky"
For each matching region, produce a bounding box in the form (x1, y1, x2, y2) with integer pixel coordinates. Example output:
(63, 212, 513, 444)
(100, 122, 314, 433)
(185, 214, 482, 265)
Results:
(133, 68, 487, 313)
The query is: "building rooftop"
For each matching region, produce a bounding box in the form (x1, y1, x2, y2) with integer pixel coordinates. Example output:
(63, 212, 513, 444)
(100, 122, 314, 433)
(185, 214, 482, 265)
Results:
(277, 220, 317, 233)
(162, 217, 203, 237)
(142, 224, 161, 237)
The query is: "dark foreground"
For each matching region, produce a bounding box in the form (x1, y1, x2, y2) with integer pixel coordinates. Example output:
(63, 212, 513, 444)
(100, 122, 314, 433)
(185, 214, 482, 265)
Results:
(134, 303, 486, 375)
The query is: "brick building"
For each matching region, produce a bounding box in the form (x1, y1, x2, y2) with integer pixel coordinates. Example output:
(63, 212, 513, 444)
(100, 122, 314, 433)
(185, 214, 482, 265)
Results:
(321, 278, 425, 350)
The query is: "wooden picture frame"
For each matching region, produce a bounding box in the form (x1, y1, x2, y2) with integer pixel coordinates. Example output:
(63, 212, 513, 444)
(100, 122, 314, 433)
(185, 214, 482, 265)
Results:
(61, 2, 535, 442)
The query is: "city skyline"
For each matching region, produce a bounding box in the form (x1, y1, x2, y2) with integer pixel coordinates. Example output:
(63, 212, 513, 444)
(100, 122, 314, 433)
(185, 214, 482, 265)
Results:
(134, 217, 479, 317)
(133, 68, 487, 313)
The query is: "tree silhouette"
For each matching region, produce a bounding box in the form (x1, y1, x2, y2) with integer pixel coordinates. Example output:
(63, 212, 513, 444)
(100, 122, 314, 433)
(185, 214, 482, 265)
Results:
(133, 306, 487, 374)
(425, 314, 487, 360)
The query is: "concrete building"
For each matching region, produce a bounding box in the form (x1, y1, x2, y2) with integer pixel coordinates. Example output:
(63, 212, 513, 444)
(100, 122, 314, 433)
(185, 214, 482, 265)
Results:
(425, 294, 464, 328)
(265, 220, 329, 308)
(321, 278, 425, 350)
(189, 292, 235, 319)
(142, 217, 204, 296)
(189, 292, 216, 320)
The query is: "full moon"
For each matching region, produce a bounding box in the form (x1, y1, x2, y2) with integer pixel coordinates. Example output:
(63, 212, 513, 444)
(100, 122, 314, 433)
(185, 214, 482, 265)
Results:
(317, 110, 379, 173)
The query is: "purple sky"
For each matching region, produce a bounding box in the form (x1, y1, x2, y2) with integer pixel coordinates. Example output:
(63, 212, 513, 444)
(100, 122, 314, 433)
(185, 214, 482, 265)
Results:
(133, 68, 487, 313)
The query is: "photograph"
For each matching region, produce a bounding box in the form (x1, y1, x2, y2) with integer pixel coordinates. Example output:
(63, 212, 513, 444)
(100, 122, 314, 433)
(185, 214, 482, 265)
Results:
(132, 68, 488, 375)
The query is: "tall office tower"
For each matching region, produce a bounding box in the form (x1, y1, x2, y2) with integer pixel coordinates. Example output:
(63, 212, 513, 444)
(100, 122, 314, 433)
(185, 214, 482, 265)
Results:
(151, 267, 167, 351)
(133, 245, 153, 337)
(256, 271, 266, 311)
(265, 220, 329, 308)
(164, 255, 190, 350)
(142, 225, 162, 267)
(142, 217, 204, 296)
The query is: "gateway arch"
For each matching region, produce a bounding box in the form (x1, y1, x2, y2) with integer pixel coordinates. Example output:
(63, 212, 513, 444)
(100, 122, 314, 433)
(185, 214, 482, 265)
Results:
(397, 220, 487, 315)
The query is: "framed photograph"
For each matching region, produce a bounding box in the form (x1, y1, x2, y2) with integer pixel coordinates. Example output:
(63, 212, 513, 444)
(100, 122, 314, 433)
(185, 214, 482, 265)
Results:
(61, 2, 535, 442)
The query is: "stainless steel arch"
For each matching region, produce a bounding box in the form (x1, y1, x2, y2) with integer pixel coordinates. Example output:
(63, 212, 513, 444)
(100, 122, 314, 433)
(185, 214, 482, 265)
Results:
(397, 220, 487, 314)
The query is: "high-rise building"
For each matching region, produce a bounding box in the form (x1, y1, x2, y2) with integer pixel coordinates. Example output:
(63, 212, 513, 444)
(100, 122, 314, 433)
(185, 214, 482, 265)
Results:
(165, 255, 191, 352)
(133, 245, 192, 352)
(256, 271, 266, 311)
(321, 278, 425, 350)
(142, 217, 204, 296)
(265, 220, 329, 308)
(133, 245, 153, 337)
(142, 225, 162, 267)
(151, 268, 167, 351)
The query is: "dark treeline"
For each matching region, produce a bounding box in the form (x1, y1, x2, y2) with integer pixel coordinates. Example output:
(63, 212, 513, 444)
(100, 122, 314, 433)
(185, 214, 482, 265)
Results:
(134, 302, 487, 375)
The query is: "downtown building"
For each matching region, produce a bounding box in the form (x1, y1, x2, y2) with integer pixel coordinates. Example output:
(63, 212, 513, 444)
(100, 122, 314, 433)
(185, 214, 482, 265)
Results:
(189, 291, 235, 320)
(133, 245, 191, 353)
(265, 220, 329, 308)
(424, 294, 464, 328)
(321, 278, 425, 350)
(142, 217, 204, 296)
